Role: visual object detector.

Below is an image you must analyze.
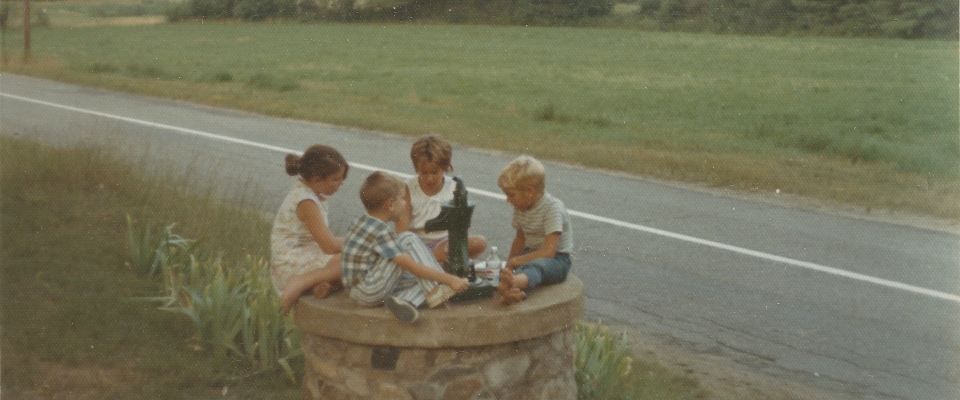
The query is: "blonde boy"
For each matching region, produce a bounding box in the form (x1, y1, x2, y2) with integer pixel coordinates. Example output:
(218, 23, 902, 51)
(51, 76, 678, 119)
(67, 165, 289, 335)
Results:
(407, 135, 487, 264)
(341, 171, 469, 322)
(497, 156, 574, 306)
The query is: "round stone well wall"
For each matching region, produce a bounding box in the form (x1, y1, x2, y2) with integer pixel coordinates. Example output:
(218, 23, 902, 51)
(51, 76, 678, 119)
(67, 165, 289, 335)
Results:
(294, 275, 584, 400)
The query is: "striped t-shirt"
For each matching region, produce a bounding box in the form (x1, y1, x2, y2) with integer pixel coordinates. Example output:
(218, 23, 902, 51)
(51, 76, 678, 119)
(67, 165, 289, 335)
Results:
(511, 193, 573, 254)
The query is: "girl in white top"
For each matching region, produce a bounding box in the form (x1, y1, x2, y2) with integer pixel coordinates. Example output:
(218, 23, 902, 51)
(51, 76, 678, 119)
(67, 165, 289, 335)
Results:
(271, 145, 348, 315)
(406, 135, 487, 264)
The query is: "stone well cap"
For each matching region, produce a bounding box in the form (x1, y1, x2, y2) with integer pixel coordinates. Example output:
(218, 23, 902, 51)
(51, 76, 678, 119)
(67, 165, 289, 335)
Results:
(294, 275, 584, 348)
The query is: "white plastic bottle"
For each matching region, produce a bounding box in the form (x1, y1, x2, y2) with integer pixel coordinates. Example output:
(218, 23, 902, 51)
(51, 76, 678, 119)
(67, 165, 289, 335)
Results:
(487, 247, 502, 285)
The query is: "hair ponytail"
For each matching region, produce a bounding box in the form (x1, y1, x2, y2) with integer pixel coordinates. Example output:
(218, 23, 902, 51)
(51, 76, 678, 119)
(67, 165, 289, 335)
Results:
(284, 154, 302, 176)
(285, 145, 349, 181)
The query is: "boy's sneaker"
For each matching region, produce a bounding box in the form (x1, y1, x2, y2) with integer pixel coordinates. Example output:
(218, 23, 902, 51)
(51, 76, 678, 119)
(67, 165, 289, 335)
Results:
(426, 284, 456, 308)
(385, 296, 418, 323)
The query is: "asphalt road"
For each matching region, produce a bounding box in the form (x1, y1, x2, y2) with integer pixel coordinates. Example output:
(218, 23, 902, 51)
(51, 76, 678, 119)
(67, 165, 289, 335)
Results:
(2, 74, 958, 399)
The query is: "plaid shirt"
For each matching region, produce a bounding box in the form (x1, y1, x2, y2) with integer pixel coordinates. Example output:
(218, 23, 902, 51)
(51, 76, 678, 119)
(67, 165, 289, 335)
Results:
(341, 213, 405, 289)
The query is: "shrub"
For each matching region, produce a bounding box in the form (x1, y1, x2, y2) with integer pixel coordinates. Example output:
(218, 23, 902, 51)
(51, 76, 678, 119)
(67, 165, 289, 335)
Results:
(297, 0, 323, 21)
(234, 0, 279, 20)
(656, 0, 686, 24)
(190, 0, 237, 19)
(573, 0, 616, 18)
(164, 1, 194, 21)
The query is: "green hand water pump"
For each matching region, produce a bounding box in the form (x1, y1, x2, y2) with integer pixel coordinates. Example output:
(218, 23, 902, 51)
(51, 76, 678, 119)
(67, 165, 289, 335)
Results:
(423, 177, 494, 302)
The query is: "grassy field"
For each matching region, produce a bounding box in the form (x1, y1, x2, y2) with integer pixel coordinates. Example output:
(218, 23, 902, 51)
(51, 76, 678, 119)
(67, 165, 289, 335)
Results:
(1, 19, 958, 219)
(1, 136, 716, 400)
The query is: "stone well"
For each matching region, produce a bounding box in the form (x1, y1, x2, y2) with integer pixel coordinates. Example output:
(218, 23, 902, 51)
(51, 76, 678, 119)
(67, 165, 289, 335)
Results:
(293, 275, 584, 400)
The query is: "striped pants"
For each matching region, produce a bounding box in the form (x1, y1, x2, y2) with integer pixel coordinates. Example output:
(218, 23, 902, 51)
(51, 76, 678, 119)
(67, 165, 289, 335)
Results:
(349, 232, 442, 308)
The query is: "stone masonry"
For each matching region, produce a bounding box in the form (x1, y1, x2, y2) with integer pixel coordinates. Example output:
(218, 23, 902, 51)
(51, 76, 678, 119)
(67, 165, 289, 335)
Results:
(294, 275, 584, 400)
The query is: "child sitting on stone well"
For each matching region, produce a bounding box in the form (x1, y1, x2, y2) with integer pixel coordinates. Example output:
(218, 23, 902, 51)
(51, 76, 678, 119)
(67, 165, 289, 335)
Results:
(341, 171, 470, 322)
(496, 155, 574, 306)
(406, 135, 487, 264)
(271, 145, 348, 316)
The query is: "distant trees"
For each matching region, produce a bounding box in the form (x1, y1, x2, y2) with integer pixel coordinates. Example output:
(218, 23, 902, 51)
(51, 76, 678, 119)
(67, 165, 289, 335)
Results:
(167, 0, 296, 20)
(167, 0, 615, 23)
(638, 0, 958, 39)
(163, 0, 957, 39)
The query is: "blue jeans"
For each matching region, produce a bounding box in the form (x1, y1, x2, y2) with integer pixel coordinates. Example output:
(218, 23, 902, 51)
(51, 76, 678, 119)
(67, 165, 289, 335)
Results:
(513, 249, 571, 294)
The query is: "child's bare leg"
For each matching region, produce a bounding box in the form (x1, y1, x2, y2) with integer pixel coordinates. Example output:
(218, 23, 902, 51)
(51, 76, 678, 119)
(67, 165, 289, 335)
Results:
(501, 288, 525, 305)
(310, 282, 332, 299)
(280, 255, 342, 316)
(467, 236, 488, 259)
(432, 245, 448, 265)
(311, 279, 343, 299)
(433, 236, 486, 264)
(498, 268, 528, 306)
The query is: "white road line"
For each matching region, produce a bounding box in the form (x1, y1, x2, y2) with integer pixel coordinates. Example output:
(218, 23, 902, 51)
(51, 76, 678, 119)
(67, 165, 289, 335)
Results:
(4, 92, 958, 304)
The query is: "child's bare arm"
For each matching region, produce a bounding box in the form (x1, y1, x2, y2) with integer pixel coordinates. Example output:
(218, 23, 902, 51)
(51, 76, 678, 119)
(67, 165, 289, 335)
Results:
(394, 185, 412, 234)
(508, 229, 526, 260)
(506, 232, 560, 270)
(392, 254, 469, 293)
(296, 200, 342, 254)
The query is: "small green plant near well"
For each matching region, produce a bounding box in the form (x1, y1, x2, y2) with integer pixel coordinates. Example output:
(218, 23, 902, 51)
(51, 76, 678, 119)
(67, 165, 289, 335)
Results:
(575, 322, 633, 399)
(128, 217, 302, 380)
(574, 321, 707, 399)
(126, 216, 203, 278)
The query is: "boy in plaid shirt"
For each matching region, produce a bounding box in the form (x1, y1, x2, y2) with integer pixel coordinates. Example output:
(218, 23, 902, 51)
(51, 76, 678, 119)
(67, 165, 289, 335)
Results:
(341, 171, 469, 322)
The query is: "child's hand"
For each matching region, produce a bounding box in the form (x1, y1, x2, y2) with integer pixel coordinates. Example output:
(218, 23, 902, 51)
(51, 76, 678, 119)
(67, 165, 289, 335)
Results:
(445, 275, 470, 293)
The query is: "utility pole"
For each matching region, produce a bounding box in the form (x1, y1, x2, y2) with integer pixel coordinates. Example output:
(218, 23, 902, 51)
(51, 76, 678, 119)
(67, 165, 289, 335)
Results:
(1, 2, 8, 65)
(23, 0, 30, 61)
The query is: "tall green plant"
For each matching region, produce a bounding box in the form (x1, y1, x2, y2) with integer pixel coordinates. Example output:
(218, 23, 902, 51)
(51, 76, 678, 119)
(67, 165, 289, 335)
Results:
(126, 215, 202, 278)
(575, 322, 633, 400)
(129, 219, 302, 381)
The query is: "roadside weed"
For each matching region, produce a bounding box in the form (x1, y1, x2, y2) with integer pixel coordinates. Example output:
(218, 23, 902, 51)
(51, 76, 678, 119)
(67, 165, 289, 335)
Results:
(130, 222, 302, 381)
(575, 322, 633, 400)
(126, 215, 202, 278)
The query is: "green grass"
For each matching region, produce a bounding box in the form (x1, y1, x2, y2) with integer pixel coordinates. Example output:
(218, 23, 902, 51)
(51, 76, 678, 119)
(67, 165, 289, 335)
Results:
(1, 135, 714, 399)
(0, 136, 296, 399)
(1, 21, 957, 219)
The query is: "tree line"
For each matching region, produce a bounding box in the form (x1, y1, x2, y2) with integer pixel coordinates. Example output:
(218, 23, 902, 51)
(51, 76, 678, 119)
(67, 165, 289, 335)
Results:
(165, 0, 958, 39)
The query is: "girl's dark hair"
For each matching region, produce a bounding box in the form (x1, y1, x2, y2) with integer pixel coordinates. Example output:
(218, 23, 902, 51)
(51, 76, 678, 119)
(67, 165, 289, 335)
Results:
(285, 145, 349, 180)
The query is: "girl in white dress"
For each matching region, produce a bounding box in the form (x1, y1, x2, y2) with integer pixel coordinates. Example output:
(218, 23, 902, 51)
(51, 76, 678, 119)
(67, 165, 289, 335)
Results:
(406, 135, 487, 264)
(271, 145, 349, 315)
